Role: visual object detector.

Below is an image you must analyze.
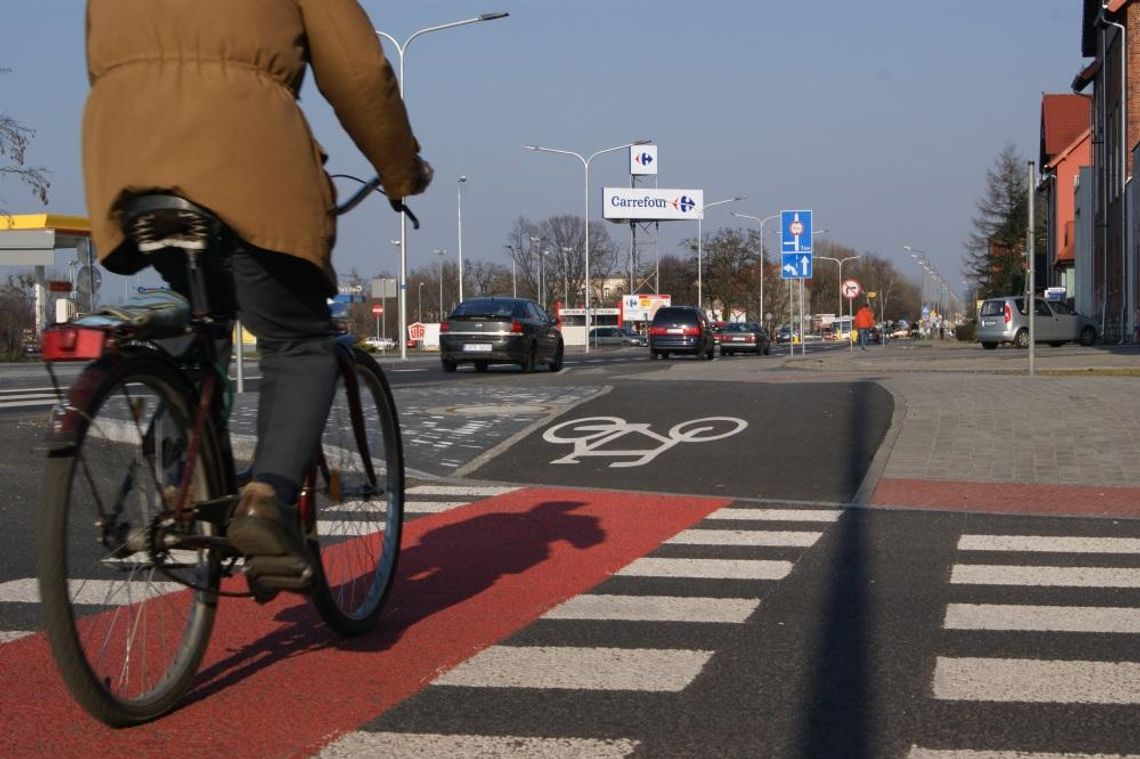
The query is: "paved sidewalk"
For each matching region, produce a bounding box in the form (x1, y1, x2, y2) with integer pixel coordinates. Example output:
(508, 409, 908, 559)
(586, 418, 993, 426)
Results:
(782, 341, 1140, 517)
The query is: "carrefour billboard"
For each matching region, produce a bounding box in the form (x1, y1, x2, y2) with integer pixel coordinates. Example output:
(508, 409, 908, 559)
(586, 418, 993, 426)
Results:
(602, 188, 704, 221)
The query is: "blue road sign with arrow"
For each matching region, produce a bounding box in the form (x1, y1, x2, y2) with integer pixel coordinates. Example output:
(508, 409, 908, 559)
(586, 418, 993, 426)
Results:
(781, 252, 813, 280)
(781, 209, 813, 253)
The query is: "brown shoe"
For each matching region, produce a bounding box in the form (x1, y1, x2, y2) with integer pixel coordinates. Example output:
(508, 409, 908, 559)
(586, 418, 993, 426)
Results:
(228, 482, 306, 560)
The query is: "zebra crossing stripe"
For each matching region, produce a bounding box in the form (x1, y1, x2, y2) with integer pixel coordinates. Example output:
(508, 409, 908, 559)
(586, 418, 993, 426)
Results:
(316, 732, 639, 758)
(617, 557, 793, 580)
(958, 535, 1140, 554)
(406, 500, 468, 513)
(950, 565, 1140, 588)
(706, 507, 841, 522)
(944, 603, 1140, 634)
(432, 645, 713, 691)
(667, 528, 821, 547)
(0, 398, 55, 409)
(407, 485, 519, 497)
(0, 577, 185, 604)
(0, 631, 33, 644)
(932, 657, 1140, 704)
(909, 747, 1140, 758)
(543, 594, 760, 624)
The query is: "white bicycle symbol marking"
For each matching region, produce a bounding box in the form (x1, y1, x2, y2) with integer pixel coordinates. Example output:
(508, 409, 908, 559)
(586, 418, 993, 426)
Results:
(542, 415, 748, 468)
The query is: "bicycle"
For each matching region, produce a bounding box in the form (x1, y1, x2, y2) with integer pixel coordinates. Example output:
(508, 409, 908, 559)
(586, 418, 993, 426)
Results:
(35, 177, 410, 727)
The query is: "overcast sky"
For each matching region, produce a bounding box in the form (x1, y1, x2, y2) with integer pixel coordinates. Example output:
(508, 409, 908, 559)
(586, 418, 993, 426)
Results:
(2, 0, 1084, 299)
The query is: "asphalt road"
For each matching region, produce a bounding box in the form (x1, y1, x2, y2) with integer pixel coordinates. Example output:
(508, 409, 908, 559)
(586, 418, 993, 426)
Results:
(2, 345, 1138, 757)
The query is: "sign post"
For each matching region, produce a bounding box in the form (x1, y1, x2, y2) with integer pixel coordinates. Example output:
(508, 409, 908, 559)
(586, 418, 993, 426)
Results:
(780, 210, 814, 355)
(841, 278, 862, 351)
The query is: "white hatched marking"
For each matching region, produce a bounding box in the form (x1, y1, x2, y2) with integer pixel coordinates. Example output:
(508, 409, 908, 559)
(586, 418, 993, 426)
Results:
(0, 630, 34, 644)
(667, 528, 821, 547)
(959, 535, 1140, 554)
(933, 657, 1140, 704)
(945, 604, 1140, 634)
(617, 557, 792, 580)
(950, 565, 1140, 588)
(543, 594, 760, 624)
(316, 732, 639, 758)
(406, 500, 467, 513)
(909, 747, 1140, 759)
(0, 577, 185, 604)
(433, 646, 712, 691)
(707, 507, 841, 522)
(407, 484, 518, 497)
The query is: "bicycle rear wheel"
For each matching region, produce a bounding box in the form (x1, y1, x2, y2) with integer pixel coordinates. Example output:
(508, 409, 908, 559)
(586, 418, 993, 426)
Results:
(37, 353, 223, 726)
(308, 347, 404, 635)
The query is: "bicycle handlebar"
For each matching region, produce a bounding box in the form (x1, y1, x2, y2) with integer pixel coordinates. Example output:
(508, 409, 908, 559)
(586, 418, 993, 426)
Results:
(331, 174, 420, 229)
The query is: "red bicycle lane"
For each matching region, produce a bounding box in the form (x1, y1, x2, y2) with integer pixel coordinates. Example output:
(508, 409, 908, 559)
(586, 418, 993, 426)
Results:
(0, 486, 730, 758)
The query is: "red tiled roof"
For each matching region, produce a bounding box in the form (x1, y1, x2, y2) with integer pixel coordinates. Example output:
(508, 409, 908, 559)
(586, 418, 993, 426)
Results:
(1040, 94, 1092, 166)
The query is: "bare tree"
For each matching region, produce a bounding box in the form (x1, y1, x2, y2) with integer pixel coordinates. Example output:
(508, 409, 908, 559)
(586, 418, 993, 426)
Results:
(1, 69, 50, 211)
(504, 215, 619, 307)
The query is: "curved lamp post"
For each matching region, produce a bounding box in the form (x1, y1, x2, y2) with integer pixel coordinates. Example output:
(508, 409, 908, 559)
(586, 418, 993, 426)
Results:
(730, 211, 779, 323)
(523, 139, 650, 353)
(457, 175, 467, 302)
(816, 253, 861, 350)
(377, 11, 509, 358)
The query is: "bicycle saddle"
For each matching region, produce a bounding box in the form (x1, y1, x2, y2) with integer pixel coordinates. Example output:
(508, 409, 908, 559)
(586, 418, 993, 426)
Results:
(120, 194, 221, 253)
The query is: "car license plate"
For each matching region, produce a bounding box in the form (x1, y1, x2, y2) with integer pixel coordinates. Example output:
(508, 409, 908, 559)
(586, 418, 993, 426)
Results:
(730, 336, 745, 342)
(666, 328, 684, 334)
(463, 343, 492, 352)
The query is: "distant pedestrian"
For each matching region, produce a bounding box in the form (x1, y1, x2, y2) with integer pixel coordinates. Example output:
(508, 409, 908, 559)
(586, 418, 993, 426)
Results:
(854, 302, 875, 350)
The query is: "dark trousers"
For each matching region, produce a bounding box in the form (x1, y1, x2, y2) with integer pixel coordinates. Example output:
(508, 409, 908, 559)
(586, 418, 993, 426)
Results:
(151, 236, 337, 504)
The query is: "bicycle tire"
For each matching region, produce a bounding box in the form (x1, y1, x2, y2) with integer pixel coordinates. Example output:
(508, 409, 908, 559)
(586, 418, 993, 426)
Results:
(308, 346, 404, 635)
(37, 351, 224, 726)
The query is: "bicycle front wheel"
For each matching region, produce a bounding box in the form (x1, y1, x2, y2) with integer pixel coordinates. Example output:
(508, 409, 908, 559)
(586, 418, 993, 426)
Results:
(308, 347, 404, 635)
(37, 353, 223, 726)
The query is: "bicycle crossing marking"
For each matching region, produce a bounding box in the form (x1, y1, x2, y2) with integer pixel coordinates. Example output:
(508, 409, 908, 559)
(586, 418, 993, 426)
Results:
(433, 645, 714, 691)
(316, 732, 640, 758)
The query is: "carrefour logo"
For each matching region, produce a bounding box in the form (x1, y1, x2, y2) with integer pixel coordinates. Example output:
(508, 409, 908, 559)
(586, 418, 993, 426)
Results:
(634, 151, 654, 167)
(671, 195, 697, 213)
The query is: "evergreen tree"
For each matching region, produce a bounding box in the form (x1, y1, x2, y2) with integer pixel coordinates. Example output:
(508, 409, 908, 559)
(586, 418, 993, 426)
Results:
(963, 142, 1028, 298)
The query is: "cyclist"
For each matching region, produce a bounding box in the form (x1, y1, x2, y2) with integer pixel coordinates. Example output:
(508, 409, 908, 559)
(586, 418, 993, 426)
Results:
(81, 0, 432, 584)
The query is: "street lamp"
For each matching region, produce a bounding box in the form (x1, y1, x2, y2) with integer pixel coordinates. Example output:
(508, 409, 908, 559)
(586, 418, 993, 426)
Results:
(523, 138, 651, 353)
(435, 248, 446, 319)
(695, 197, 743, 313)
(731, 211, 779, 325)
(377, 10, 509, 358)
(529, 235, 545, 308)
(457, 175, 467, 303)
(418, 281, 424, 322)
(816, 253, 861, 350)
(560, 246, 573, 307)
(504, 243, 517, 297)
(902, 245, 928, 312)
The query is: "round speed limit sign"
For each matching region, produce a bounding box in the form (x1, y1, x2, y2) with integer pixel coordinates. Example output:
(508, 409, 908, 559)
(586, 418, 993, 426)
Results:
(842, 279, 862, 299)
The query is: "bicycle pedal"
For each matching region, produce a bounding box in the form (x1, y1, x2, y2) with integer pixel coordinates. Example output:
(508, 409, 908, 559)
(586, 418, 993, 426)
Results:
(245, 555, 314, 593)
(245, 575, 280, 605)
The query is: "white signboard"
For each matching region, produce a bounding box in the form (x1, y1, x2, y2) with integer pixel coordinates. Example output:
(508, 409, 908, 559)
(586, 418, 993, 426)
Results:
(621, 293, 671, 321)
(629, 145, 658, 175)
(603, 188, 704, 221)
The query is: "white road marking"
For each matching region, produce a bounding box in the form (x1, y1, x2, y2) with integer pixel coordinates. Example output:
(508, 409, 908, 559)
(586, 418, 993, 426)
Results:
(543, 594, 760, 624)
(433, 645, 713, 691)
(944, 604, 1140, 634)
(316, 732, 639, 758)
(617, 557, 793, 580)
(933, 657, 1140, 704)
(407, 485, 519, 497)
(667, 529, 821, 547)
(0, 398, 55, 408)
(0, 630, 34, 644)
(909, 747, 1140, 759)
(0, 577, 186, 604)
(958, 535, 1140, 554)
(707, 507, 841, 522)
(950, 565, 1140, 588)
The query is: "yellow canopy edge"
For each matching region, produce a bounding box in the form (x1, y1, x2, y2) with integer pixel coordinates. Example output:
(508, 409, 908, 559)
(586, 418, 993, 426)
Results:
(1, 214, 92, 238)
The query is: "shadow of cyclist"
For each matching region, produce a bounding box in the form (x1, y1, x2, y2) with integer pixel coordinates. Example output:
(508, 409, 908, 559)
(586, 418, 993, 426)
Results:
(185, 499, 603, 701)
